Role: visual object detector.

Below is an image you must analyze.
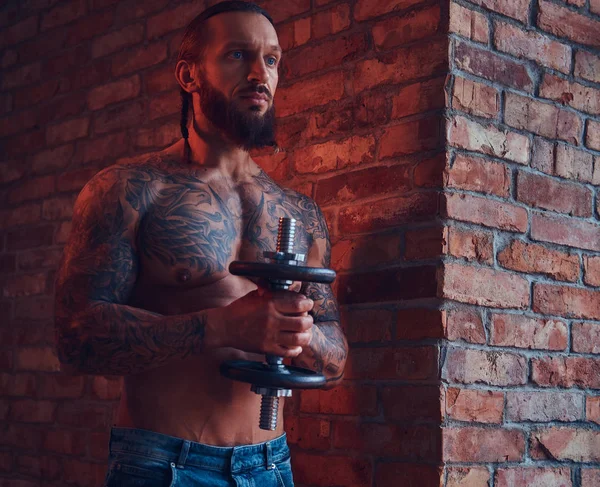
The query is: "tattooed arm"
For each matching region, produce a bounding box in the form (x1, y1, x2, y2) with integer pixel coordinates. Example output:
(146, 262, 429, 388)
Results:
(54, 167, 219, 376)
(292, 202, 348, 389)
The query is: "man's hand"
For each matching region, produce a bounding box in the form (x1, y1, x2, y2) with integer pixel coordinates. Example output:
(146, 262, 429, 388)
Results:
(213, 290, 314, 357)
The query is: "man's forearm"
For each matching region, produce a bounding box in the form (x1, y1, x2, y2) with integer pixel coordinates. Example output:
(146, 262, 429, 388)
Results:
(56, 302, 218, 376)
(292, 321, 348, 388)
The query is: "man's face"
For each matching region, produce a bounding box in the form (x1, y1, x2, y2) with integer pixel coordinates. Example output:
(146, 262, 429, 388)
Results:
(196, 12, 281, 149)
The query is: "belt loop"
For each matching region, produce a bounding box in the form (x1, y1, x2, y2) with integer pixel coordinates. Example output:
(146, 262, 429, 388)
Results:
(176, 439, 191, 469)
(265, 440, 274, 470)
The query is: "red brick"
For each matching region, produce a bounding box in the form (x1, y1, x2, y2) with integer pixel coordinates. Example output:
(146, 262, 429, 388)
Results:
(0, 424, 44, 450)
(135, 121, 185, 149)
(0, 373, 36, 397)
(57, 402, 111, 429)
(531, 137, 554, 174)
(0, 16, 38, 49)
(276, 70, 345, 117)
(56, 167, 100, 193)
(46, 117, 89, 146)
(540, 74, 600, 115)
(397, 308, 445, 340)
(375, 464, 441, 487)
(573, 322, 600, 354)
(333, 421, 438, 459)
(39, 93, 88, 127)
(443, 427, 525, 462)
(382, 385, 441, 421)
(345, 346, 437, 380)
(392, 77, 446, 120)
(4, 128, 47, 157)
(504, 93, 581, 144)
(452, 77, 499, 118)
(414, 153, 446, 188)
(381, 116, 443, 158)
(448, 115, 530, 164)
(535, 283, 600, 320)
(506, 391, 583, 422)
(300, 384, 377, 416)
(148, 90, 179, 121)
(491, 313, 567, 350)
(443, 348, 527, 386)
(0, 160, 27, 185)
(90, 431, 110, 460)
(8, 175, 56, 205)
(301, 103, 355, 140)
(538, 0, 600, 48)
(18, 248, 63, 271)
(56, 221, 72, 244)
(312, 3, 350, 39)
(531, 213, 600, 252)
(111, 42, 167, 77)
(0, 108, 39, 137)
(63, 459, 108, 487)
(42, 195, 76, 221)
(445, 306, 486, 343)
(291, 452, 371, 486)
(583, 256, 600, 287)
(145, 64, 177, 94)
(2, 273, 48, 298)
(6, 225, 54, 251)
(65, 9, 113, 45)
(67, 58, 112, 92)
(87, 75, 141, 111)
(16, 347, 60, 372)
(496, 468, 572, 487)
(0, 450, 13, 473)
(1, 62, 42, 91)
(588, 397, 600, 424)
(293, 136, 375, 175)
(14, 296, 53, 322)
(373, 5, 441, 50)
(286, 416, 331, 450)
(575, 50, 600, 84)
(445, 193, 528, 233)
(446, 388, 504, 423)
(498, 240, 580, 282)
(331, 233, 402, 271)
(253, 151, 288, 182)
(532, 356, 600, 389)
(445, 226, 493, 264)
(41, 0, 86, 30)
(44, 429, 87, 455)
(91, 23, 144, 58)
(39, 375, 85, 399)
(0, 351, 13, 370)
(284, 33, 367, 78)
(114, 0, 169, 23)
(74, 132, 129, 165)
(10, 399, 56, 423)
(341, 307, 394, 343)
(352, 39, 447, 93)
(146, 2, 206, 39)
(354, 0, 426, 20)
(0, 203, 42, 230)
(454, 42, 534, 92)
(405, 225, 445, 260)
(494, 22, 571, 73)
(14, 79, 62, 111)
(449, 3, 489, 43)
(531, 428, 600, 462)
(94, 100, 145, 134)
(91, 376, 122, 400)
(16, 454, 61, 481)
(582, 470, 600, 487)
(338, 192, 438, 234)
(587, 120, 600, 152)
(446, 154, 509, 197)
(447, 467, 490, 487)
(555, 144, 595, 183)
(593, 0, 600, 14)
(518, 171, 591, 217)
(443, 262, 530, 308)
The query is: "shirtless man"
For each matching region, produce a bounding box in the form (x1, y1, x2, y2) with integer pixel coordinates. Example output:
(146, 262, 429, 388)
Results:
(53, 1, 348, 486)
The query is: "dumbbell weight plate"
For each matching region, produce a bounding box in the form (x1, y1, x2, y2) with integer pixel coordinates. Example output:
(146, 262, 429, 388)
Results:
(229, 261, 336, 283)
(220, 360, 327, 389)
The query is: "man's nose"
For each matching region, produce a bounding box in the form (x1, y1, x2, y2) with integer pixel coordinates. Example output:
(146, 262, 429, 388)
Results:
(247, 57, 269, 84)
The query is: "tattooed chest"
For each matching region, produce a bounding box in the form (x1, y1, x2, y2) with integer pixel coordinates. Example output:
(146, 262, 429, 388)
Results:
(129, 174, 310, 286)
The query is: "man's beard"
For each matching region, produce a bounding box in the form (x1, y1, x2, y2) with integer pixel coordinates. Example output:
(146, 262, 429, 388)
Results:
(197, 73, 276, 151)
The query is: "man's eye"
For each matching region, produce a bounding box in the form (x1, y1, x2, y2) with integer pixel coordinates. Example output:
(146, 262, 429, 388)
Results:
(266, 57, 278, 66)
(230, 51, 243, 60)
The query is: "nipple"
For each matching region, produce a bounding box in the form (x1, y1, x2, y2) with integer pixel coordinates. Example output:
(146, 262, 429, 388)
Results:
(176, 269, 192, 283)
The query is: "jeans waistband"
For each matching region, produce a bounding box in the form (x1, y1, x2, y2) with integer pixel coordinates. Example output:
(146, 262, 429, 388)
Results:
(108, 427, 290, 474)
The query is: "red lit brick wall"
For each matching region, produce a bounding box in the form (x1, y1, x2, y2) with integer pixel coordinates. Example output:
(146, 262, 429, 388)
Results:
(443, 0, 600, 484)
(0, 0, 598, 486)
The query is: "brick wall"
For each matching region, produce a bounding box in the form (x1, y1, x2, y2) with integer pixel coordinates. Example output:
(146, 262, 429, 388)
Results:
(443, 0, 600, 485)
(0, 0, 598, 485)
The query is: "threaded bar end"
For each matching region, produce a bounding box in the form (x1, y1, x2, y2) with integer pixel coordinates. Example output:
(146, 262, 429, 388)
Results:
(259, 395, 279, 430)
(276, 218, 296, 254)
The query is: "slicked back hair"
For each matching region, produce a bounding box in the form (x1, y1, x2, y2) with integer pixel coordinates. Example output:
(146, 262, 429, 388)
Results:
(177, 1, 275, 163)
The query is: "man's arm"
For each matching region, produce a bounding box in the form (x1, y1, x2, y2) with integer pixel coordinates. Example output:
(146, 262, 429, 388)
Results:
(292, 203, 348, 389)
(54, 166, 219, 376)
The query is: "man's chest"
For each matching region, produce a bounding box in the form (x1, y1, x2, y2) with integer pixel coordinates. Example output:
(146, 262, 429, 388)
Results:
(126, 170, 311, 286)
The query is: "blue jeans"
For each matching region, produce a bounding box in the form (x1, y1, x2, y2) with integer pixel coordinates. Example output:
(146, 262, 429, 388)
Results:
(103, 427, 294, 486)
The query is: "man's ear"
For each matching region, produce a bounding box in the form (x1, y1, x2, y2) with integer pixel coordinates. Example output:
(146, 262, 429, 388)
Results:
(175, 60, 198, 94)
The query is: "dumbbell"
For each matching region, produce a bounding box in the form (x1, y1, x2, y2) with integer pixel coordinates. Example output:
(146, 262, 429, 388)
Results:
(220, 217, 336, 430)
